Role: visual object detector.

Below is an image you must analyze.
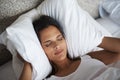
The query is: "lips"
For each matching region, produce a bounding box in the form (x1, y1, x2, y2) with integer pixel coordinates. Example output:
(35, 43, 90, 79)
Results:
(55, 49, 63, 55)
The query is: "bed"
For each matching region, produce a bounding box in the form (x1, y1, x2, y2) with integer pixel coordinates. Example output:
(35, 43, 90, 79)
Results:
(0, 17, 120, 80)
(0, 0, 120, 80)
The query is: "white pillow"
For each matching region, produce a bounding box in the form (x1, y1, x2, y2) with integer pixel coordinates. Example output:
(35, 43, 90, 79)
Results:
(37, 0, 111, 58)
(0, 9, 52, 80)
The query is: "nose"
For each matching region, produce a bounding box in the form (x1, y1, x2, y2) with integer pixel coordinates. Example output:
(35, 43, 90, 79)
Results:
(54, 45, 60, 50)
(53, 42, 60, 50)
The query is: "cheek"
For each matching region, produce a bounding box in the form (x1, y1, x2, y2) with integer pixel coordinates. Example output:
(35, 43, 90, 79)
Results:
(43, 48, 54, 60)
(61, 40, 67, 50)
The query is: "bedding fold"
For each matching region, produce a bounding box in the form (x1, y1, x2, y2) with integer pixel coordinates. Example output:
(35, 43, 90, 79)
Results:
(99, 0, 120, 25)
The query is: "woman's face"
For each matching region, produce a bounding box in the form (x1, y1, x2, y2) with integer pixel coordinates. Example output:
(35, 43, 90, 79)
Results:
(38, 25, 67, 63)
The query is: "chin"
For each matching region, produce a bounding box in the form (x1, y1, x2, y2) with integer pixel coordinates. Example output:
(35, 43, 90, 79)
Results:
(58, 53, 67, 61)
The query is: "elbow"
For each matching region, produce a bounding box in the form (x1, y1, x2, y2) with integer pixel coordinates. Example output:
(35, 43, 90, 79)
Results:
(113, 53, 120, 62)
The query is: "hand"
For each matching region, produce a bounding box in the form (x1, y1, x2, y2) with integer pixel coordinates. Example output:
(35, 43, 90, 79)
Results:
(17, 53, 25, 63)
(19, 61, 32, 80)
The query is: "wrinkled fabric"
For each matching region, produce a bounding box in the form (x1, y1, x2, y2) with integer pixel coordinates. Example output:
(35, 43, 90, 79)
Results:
(99, 0, 120, 25)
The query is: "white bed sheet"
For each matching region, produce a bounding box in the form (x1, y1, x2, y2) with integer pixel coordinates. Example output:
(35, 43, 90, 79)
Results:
(96, 17, 120, 38)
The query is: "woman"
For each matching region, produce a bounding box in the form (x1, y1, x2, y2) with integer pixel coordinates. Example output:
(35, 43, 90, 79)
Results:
(19, 15, 120, 80)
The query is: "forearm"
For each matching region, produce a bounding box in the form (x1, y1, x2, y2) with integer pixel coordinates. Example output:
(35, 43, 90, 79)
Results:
(88, 37, 120, 65)
(19, 62, 32, 80)
(99, 37, 120, 53)
(88, 50, 120, 65)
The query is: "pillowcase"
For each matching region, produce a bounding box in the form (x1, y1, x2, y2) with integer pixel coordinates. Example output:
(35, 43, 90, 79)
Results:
(37, 0, 111, 58)
(0, 9, 52, 80)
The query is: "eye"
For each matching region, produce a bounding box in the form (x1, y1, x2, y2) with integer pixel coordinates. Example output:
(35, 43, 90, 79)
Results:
(45, 41, 52, 47)
(57, 36, 64, 41)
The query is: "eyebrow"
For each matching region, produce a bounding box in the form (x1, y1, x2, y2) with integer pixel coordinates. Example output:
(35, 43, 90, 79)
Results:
(43, 40, 51, 44)
(56, 34, 62, 38)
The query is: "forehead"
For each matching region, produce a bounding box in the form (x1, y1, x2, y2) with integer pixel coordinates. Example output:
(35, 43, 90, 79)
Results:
(38, 25, 61, 41)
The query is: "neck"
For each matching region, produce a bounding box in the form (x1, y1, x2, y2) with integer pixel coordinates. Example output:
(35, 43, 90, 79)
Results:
(53, 58, 73, 72)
